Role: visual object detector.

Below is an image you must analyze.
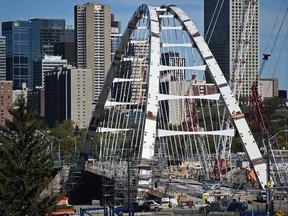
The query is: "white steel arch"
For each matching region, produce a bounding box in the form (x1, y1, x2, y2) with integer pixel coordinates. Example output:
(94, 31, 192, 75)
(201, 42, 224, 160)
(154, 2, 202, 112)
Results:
(162, 4, 266, 189)
(80, 4, 267, 190)
(79, 4, 157, 158)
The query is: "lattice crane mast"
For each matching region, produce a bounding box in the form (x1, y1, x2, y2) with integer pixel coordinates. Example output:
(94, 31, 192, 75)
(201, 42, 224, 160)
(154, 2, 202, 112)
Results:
(183, 75, 212, 178)
(250, 54, 285, 186)
(215, 0, 258, 179)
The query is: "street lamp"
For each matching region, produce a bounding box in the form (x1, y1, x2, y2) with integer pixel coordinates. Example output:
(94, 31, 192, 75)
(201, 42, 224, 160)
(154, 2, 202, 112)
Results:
(35, 130, 63, 166)
(52, 138, 61, 162)
(264, 130, 288, 214)
(222, 180, 247, 215)
(35, 130, 52, 154)
(67, 136, 77, 161)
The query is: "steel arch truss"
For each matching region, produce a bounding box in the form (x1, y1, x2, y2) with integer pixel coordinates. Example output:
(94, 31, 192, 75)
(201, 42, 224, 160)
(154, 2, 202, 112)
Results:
(80, 4, 267, 190)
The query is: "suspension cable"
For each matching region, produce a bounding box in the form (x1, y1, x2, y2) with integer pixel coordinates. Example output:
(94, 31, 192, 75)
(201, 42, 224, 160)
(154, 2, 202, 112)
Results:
(263, 31, 288, 98)
(204, 0, 222, 41)
(270, 7, 288, 54)
(206, 0, 225, 45)
(263, 0, 287, 53)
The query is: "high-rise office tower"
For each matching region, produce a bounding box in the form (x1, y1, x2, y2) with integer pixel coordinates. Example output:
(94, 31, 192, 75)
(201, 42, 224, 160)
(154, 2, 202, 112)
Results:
(54, 36, 76, 66)
(259, 78, 279, 100)
(33, 55, 67, 88)
(29, 19, 65, 61)
(0, 36, 6, 80)
(111, 14, 122, 60)
(65, 25, 75, 36)
(204, 0, 259, 97)
(160, 52, 186, 125)
(74, 2, 111, 102)
(44, 65, 93, 128)
(0, 81, 13, 125)
(2, 21, 31, 89)
(27, 86, 45, 117)
(54, 26, 76, 66)
(161, 52, 186, 81)
(2, 19, 65, 89)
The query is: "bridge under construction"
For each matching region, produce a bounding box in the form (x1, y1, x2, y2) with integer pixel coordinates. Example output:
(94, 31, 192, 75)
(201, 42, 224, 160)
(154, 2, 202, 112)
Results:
(63, 3, 288, 207)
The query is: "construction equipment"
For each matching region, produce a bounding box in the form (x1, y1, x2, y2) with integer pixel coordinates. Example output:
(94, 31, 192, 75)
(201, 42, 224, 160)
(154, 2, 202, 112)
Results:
(214, 0, 259, 180)
(250, 78, 286, 186)
(73, 4, 270, 206)
(183, 75, 212, 178)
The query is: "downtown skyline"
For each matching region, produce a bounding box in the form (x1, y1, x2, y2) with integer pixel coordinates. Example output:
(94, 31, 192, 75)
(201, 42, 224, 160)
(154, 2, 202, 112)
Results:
(0, 0, 287, 92)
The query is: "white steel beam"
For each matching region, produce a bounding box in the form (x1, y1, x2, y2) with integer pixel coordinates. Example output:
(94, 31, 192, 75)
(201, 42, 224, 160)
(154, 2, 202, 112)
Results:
(140, 5, 160, 160)
(158, 129, 235, 137)
(165, 5, 267, 189)
(157, 93, 220, 101)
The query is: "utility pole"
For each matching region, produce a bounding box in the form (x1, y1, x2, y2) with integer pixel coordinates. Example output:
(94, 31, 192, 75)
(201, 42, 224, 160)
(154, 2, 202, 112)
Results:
(127, 151, 131, 208)
(266, 137, 271, 216)
(127, 149, 133, 216)
(223, 180, 246, 215)
(67, 136, 77, 161)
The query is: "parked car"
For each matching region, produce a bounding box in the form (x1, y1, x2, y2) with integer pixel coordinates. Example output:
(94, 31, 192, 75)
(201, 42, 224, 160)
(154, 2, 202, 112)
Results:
(199, 203, 226, 213)
(210, 184, 221, 190)
(114, 200, 163, 213)
(113, 202, 140, 214)
(232, 182, 246, 190)
(225, 201, 248, 212)
(201, 184, 220, 190)
(201, 183, 212, 190)
(191, 164, 203, 170)
(257, 191, 267, 202)
(137, 200, 163, 212)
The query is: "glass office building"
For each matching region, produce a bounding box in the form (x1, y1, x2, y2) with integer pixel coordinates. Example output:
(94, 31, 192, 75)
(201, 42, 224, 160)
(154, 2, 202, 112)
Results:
(30, 19, 65, 61)
(2, 21, 31, 89)
(2, 19, 65, 89)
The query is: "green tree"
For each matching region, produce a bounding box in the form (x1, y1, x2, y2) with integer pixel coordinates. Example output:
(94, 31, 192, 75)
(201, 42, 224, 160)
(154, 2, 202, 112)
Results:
(0, 93, 58, 215)
(263, 97, 282, 114)
(48, 120, 75, 141)
(48, 120, 77, 162)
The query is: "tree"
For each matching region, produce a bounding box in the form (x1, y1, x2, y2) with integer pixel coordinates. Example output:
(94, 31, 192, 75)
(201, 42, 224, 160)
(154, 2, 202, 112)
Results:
(264, 97, 281, 114)
(48, 120, 76, 162)
(48, 120, 75, 140)
(0, 93, 58, 215)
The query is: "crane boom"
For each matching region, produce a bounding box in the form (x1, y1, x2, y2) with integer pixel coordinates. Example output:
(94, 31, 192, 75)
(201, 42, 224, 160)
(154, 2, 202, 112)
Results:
(184, 76, 212, 178)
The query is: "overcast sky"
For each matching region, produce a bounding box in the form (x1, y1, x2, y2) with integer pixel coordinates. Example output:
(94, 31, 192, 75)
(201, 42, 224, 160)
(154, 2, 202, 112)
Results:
(0, 0, 287, 91)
